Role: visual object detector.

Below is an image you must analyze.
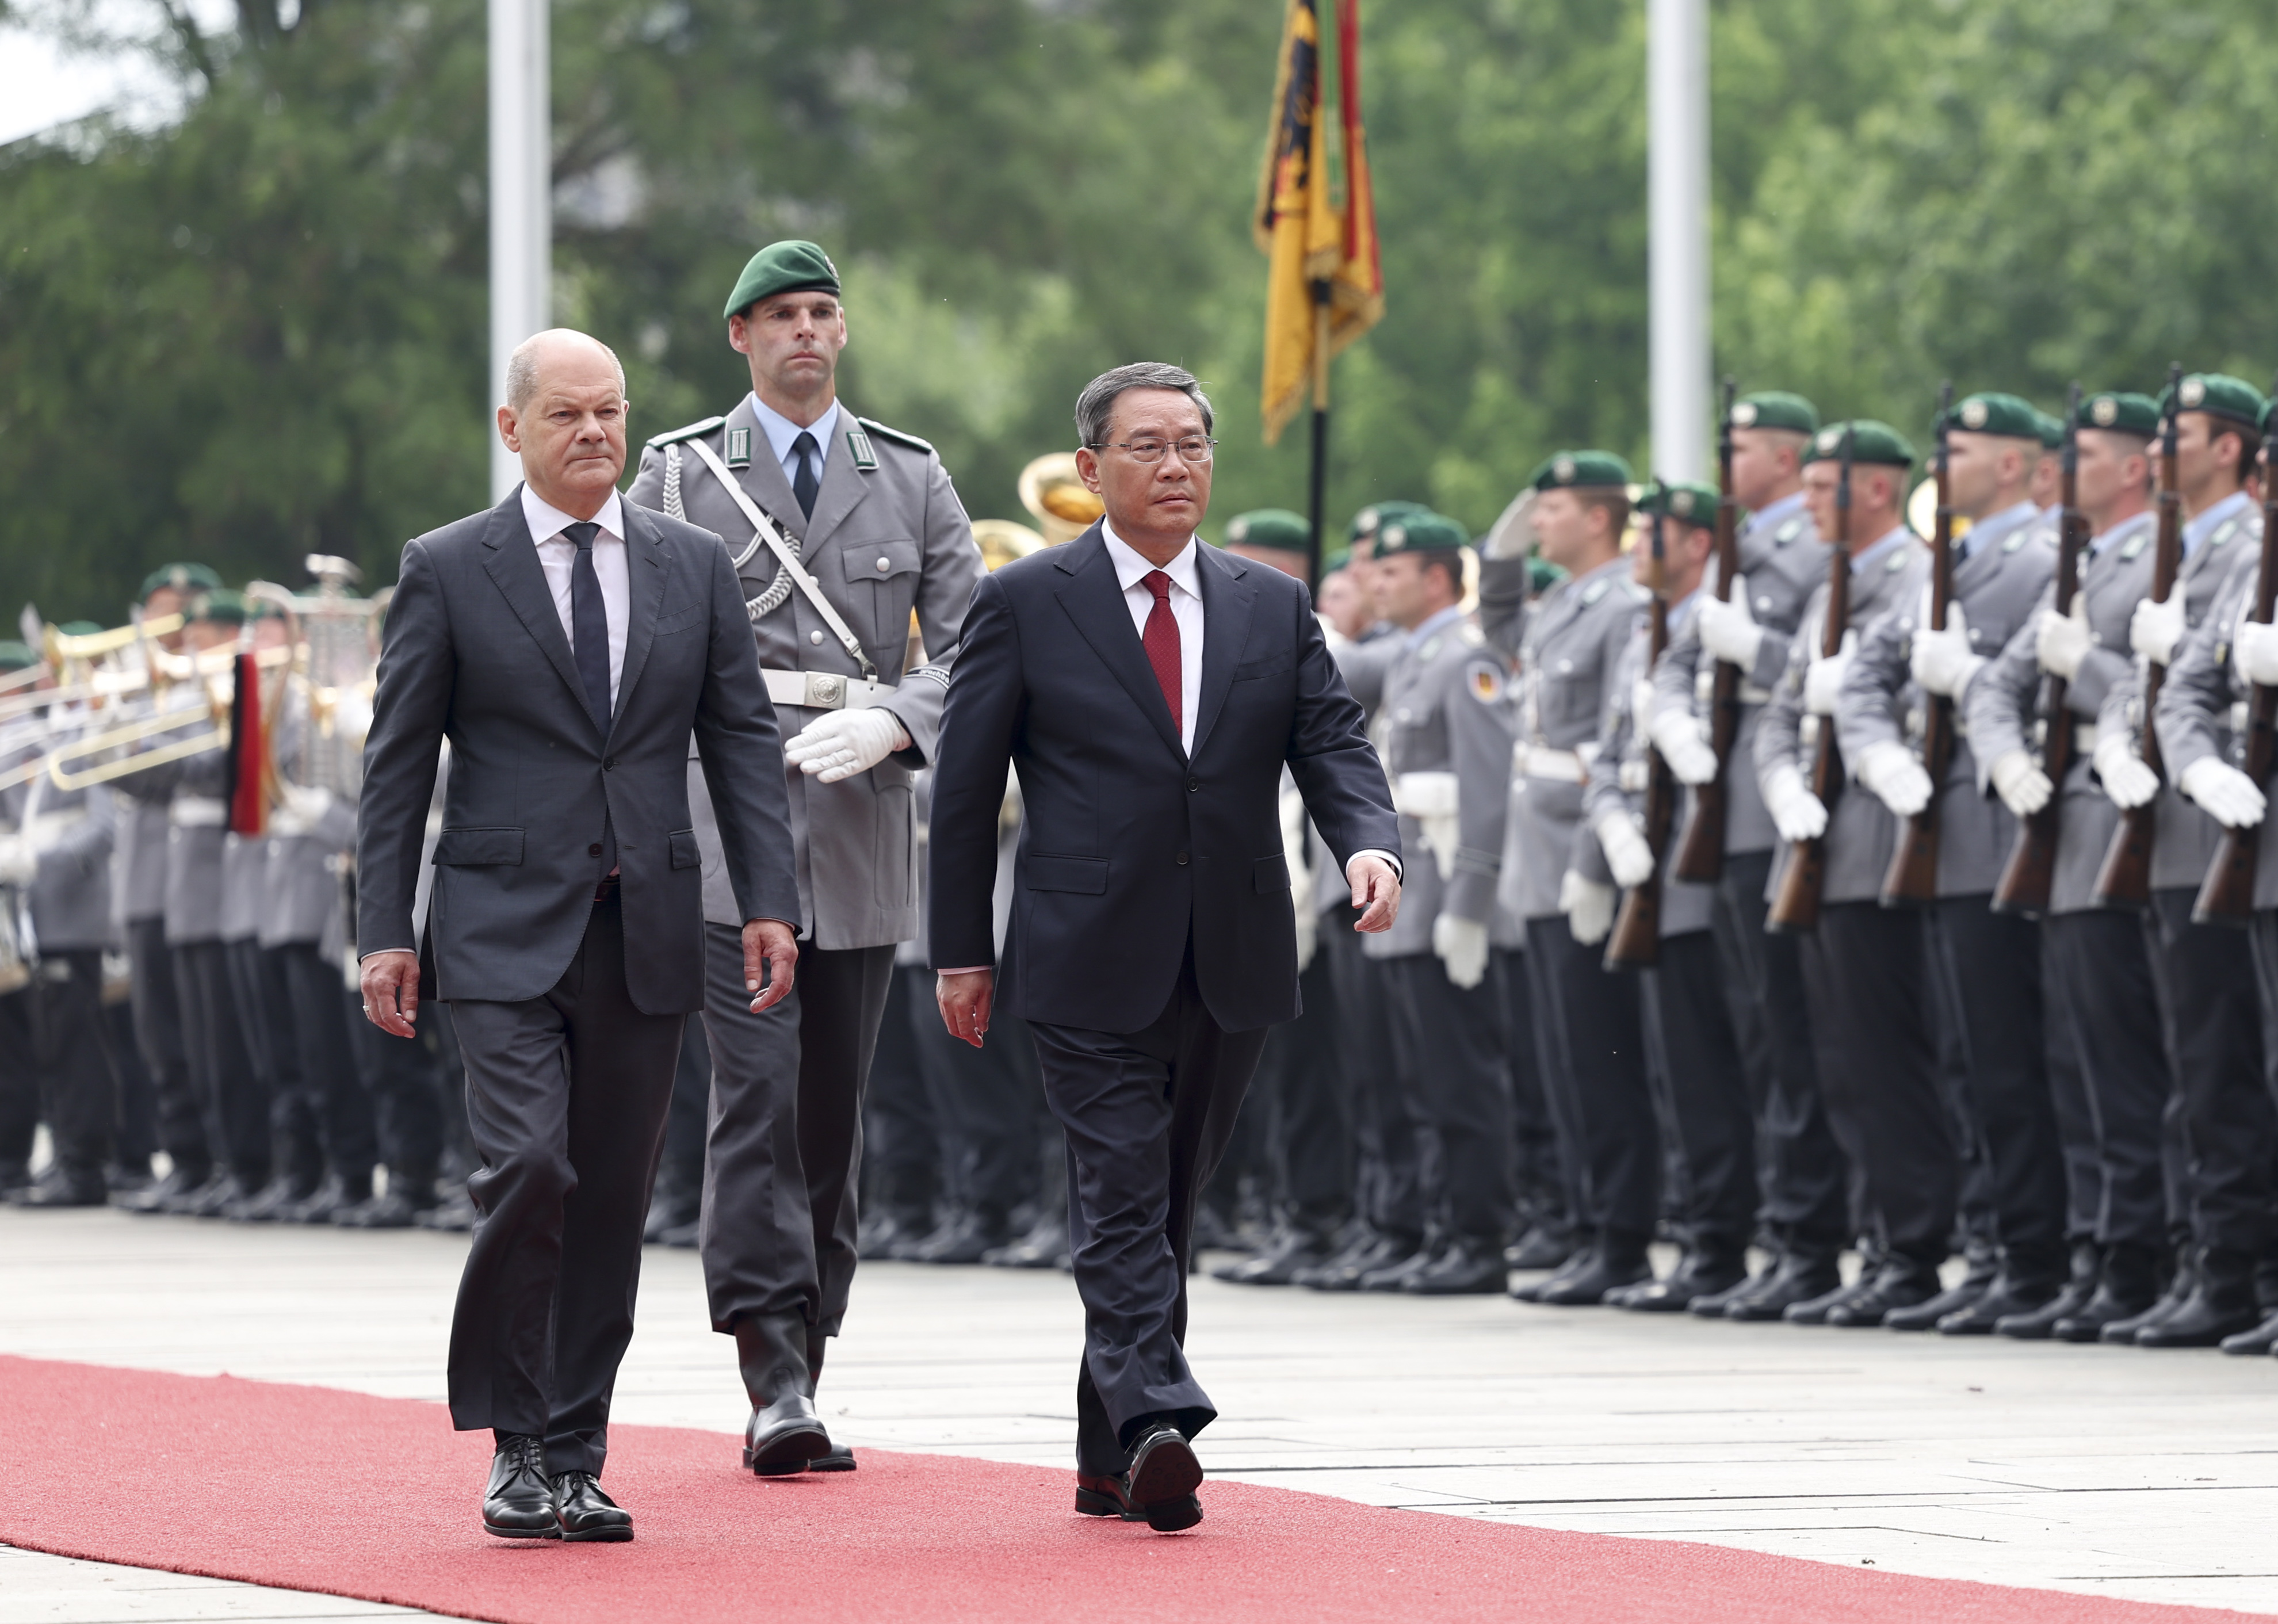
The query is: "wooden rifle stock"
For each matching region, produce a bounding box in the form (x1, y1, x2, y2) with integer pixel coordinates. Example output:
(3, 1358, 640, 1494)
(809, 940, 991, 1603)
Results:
(1608, 498, 1675, 969)
(2192, 407, 2278, 926)
(1768, 429, 1854, 934)
(1672, 377, 1740, 884)
(1993, 383, 2086, 916)
(1881, 382, 1954, 907)
(2093, 364, 2185, 910)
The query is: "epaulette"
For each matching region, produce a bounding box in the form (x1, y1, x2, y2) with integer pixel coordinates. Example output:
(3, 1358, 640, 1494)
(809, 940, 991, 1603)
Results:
(647, 416, 725, 449)
(857, 417, 934, 455)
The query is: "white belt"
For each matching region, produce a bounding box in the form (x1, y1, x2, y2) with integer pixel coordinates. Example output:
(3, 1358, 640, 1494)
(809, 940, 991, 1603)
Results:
(1618, 759, 1649, 793)
(762, 669, 897, 711)
(1519, 745, 1592, 785)
(2072, 720, 2100, 752)
(170, 797, 227, 828)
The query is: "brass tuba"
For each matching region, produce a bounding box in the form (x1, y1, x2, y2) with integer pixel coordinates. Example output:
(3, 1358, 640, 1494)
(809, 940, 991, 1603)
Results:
(1017, 453, 1104, 545)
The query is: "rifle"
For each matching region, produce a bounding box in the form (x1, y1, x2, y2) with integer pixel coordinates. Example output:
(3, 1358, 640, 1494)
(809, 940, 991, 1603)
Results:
(1993, 381, 2087, 915)
(1881, 381, 1955, 906)
(2092, 362, 2185, 909)
(1768, 425, 1853, 934)
(1672, 377, 1740, 884)
(2191, 391, 2278, 925)
(1607, 494, 1674, 969)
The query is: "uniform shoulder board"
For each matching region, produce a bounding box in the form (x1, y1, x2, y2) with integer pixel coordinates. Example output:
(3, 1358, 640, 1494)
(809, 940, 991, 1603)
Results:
(1775, 518, 1803, 546)
(1465, 659, 1505, 705)
(1418, 634, 1444, 663)
(1581, 578, 1610, 606)
(2211, 518, 2240, 549)
(2120, 532, 2148, 561)
(856, 417, 935, 456)
(2005, 529, 2028, 553)
(646, 416, 725, 449)
(1886, 551, 1909, 572)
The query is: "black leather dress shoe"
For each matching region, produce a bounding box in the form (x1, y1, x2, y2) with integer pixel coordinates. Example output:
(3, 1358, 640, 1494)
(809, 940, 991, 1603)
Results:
(984, 1210, 1071, 1269)
(1506, 1223, 1579, 1273)
(1075, 1472, 1145, 1520)
(116, 1164, 211, 1214)
(8, 1167, 110, 1208)
(1125, 1424, 1204, 1533)
(1827, 1260, 1940, 1328)
(1532, 1235, 1652, 1306)
(483, 1435, 561, 1539)
(551, 1470, 633, 1542)
(1356, 1240, 1436, 1293)
(1213, 1223, 1335, 1286)
(1402, 1236, 1509, 1296)
(416, 1186, 479, 1232)
(1615, 1249, 1745, 1313)
(1298, 1231, 1415, 1291)
(1994, 1244, 2100, 1339)
(1937, 1270, 2061, 1335)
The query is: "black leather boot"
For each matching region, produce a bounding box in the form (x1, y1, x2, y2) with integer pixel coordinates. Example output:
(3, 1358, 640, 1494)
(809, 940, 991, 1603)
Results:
(1300, 1229, 1416, 1291)
(1725, 1249, 1843, 1321)
(1505, 1221, 1579, 1273)
(1995, 1241, 2099, 1339)
(2054, 1241, 2159, 1342)
(1937, 1248, 2064, 1335)
(1214, 1221, 1337, 1286)
(2218, 1307, 2278, 1355)
(1826, 1256, 1942, 1328)
(1615, 1244, 1746, 1313)
(2138, 1247, 2263, 1348)
(1532, 1231, 1652, 1306)
(2100, 1243, 2193, 1344)
(736, 1310, 830, 1474)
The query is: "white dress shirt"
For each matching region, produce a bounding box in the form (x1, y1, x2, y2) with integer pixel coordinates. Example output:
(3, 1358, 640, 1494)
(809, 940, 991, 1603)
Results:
(522, 484, 629, 712)
(749, 393, 841, 491)
(1102, 521, 1206, 753)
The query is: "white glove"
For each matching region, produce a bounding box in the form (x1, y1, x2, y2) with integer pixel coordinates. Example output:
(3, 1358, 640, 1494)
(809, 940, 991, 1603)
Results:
(2094, 731, 2161, 810)
(1431, 913, 1490, 989)
(2131, 594, 2186, 666)
(1649, 706, 1719, 786)
(0, 836, 35, 886)
(1560, 869, 1616, 946)
(1762, 762, 1829, 843)
(2238, 621, 2278, 687)
(2179, 756, 2268, 830)
(1990, 747, 2054, 818)
(1697, 580, 1765, 670)
(1856, 739, 1935, 817)
(1803, 630, 1857, 717)
(785, 708, 911, 784)
(1909, 602, 1983, 700)
(1594, 807, 1656, 889)
(2036, 601, 2094, 681)
(1394, 770, 1461, 882)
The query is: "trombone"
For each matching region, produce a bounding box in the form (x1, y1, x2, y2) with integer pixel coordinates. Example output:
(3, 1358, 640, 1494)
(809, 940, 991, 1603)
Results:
(0, 612, 186, 724)
(28, 642, 292, 793)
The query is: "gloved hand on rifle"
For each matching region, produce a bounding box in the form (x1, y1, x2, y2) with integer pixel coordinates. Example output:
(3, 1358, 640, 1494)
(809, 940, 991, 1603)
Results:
(1431, 912, 1489, 990)
(1990, 748, 2054, 818)
(1855, 740, 1934, 819)
(1909, 600, 1984, 700)
(1761, 763, 1828, 844)
(1593, 808, 1656, 889)
(2130, 594, 2186, 666)
(2237, 620, 2278, 687)
(1803, 631, 1857, 717)
(2093, 732, 2160, 810)
(1649, 706, 1719, 786)
(2035, 601, 2094, 681)
(1559, 868, 1616, 946)
(1696, 577, 1764, 671)
(2179, 756, 2268, 830)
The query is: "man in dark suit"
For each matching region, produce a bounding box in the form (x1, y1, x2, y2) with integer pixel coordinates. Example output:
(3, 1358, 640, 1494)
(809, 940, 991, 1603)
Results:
(356, 328, 800, 1544)
(929, 362, 1401, 1533)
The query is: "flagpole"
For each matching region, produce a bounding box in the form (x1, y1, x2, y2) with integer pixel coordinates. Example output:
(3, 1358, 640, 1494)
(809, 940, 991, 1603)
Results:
(489, 0, 551, 501)
(1307, 280, 1332, 589)
(1647, 0, 1710, 482)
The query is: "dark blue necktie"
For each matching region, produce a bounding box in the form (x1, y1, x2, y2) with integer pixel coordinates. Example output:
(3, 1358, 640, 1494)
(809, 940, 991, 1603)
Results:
(790, 431, 820, 520)
(564, 521, 617, 882)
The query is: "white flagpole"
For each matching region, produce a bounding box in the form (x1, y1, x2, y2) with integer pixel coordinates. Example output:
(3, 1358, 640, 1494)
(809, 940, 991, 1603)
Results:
(488, 0, 550, 501)
(1648, 0, 1710, 483)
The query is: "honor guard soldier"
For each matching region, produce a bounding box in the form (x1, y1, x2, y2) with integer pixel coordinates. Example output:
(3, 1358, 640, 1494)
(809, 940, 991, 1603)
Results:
(1504, 450, 1660, 1309)
(1581, 480, 1759, 1312)
(1646, 391, 1850, 1320)
(624, 239, 983, 1473)
(1846, 391, 2066, 1333)
(1965, 389, 2173, 1340)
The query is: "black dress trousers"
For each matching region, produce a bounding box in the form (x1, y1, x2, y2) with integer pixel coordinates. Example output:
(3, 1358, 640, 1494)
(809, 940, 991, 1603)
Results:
(1639, 931, 1760, 1255)
(867, 966, 941, 1224)
(445, 888, 685, 1477)
(0, 987, 36, 1169)
(174, 939, 268, 1186)
(1255, 944, 1353, 1232)
(1524, 916, 1658, 1242)
(2044, 910, 2168, 1248)
(1028, 939, 1268, 1479)
(33, 951, 119, 1174)
(281, 943, 378, 1182)
(1494, 947, 1567, 1233)
(1384, 952, 1514, 1244)
(129, 917, 205, 1172)
(2151, 889, 2271, 1256)
(1319, 920, 1422, 1240)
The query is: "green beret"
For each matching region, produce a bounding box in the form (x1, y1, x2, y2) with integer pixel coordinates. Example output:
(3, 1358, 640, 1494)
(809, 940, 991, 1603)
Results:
(1527, 449, 1635, 492)
(1730, 392, 1818, 434)
(723, 240, 841, 320)
(139, 562, 221, 601)
(0, 641, 36, 672)
(1224, 508, 1310, 553)
(1374, 510, 1470, 554)
(1939, 391, 2043, 441)
(189, 588, 246, 626)
(1528, 557, 1569, 594)
(1347, 499, 1426, 543)
(2161, 372, 2266, 431)
(1805, 419, 1916, 469)
(2078, 391, 2161, 438)
(1636, 479, 1720, 525)
(2034, 411, 2065, 450)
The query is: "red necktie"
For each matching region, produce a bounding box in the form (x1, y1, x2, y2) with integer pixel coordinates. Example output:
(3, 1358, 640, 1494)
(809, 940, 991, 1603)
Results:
(1142, 569, 1182, 735)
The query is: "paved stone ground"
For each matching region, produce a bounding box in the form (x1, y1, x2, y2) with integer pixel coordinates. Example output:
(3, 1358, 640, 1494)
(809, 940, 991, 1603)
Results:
(3, 1207, 2276, 1621)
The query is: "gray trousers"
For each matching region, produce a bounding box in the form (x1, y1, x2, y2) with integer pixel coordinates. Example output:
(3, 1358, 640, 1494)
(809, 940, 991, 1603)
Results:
(698, 925, 895, 1340)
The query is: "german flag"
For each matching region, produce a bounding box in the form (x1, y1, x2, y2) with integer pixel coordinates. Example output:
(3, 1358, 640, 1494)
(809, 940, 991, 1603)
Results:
(1256, 0, 1383, 444)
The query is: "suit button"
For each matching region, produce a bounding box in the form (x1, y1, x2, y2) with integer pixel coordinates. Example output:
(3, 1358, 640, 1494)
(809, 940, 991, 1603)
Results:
(1187, 776, 1200, 792)
(588, 843, 602, 857)
(1175, 851, 1189, 866)
(605, 759, 617, 771)
(810, 629, 825, 645)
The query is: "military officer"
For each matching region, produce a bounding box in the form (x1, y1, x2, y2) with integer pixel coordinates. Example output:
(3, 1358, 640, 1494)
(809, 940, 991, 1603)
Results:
(1646, 391, 1850, 1320)
(0, 643, 59, 1198)
(624, 239, 982, 1472)
(1964, 389, 2172, 1340)
(1845, 391, 2066, 1334)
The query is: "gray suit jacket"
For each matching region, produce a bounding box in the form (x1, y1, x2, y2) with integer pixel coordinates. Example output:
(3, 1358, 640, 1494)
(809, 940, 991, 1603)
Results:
(356, 490, 800, 1014)
(625, 399, 981, 949)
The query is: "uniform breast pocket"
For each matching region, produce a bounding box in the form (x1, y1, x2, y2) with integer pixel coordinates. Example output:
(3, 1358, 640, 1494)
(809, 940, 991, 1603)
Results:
(840, 541, 923, 643)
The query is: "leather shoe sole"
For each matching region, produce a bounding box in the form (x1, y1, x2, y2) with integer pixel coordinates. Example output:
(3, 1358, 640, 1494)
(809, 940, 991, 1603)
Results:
(1127, 1429, 1204, 1530)
(1076, 1474, 1146, 1521)
(482, 1513, 561, 1540)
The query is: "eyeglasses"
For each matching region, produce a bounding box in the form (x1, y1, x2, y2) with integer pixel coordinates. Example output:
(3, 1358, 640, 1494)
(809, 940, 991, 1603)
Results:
(1093, 437, 1217, 465)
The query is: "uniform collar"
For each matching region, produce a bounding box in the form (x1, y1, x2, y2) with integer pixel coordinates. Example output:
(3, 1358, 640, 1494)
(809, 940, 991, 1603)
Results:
(1959, 499, 2040, 562)
(1401, 602, 1465, 651)
(1741, 490, 1806, 538)
(2089, 509, 2155, 559)
(1849, 525, 1915, 576)
(1100, 521, 1202, 601)
(747, 393, 842, 470)
(2184, 488, 2254, 558)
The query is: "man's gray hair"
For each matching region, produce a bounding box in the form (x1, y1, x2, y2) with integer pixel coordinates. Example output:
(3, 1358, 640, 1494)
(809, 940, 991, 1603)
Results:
(505, 328, 627, 413)
(1075, 362, 1214, 449)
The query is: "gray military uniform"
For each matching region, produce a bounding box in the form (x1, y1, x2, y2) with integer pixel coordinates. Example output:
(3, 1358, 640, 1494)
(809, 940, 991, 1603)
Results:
(1583, 607, 1714, 937)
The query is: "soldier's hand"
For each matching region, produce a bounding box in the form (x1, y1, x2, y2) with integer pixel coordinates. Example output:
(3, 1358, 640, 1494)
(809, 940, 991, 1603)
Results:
(1348, 854, 1401, 933)
(358, 950, 421, 1039)
(2036, 601, 2094, 681)
(2239, 621, 2278, 687)
(785, 708, 911, 784)
(1648, 708, 1719, 786)
(937, 967, 994, 1048)
(1696, 584, 1764, 670)
(1593, 808, 1656, 889)
(1856, 740, 1935, 818)
(1763, 763, 1829, 843)
(1990, 748, 2054, 818)
(2130, 594, 2186, 667)
(2093, 732, 2160, 810)
(1802, 631, 1857, 716)
(1431, 914, 1490, 989)
(2180, 757, 2268, 830)
(1558, 870, 1615, 946)
(1909, 605, 1983, 699)
(743, 918, 798, 1014)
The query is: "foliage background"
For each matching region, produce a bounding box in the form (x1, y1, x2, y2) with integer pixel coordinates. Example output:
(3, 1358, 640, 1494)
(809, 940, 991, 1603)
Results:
(3, 0, 2275, 618)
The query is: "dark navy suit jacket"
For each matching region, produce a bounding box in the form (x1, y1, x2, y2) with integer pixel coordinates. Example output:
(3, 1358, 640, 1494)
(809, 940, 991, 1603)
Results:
(927, 524, 1398, 1033)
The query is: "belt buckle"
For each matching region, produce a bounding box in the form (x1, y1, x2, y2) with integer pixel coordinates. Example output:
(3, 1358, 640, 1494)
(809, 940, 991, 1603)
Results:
(803, 672, 847, 709)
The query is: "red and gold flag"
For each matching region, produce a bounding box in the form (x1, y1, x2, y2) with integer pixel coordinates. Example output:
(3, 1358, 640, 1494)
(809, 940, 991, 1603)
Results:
(1256, 0, 1383, 444)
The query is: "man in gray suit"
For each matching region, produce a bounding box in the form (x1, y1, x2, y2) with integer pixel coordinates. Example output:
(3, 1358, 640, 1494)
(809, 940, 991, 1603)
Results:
(357, 327, 799, 1543)
(622, 240, 980, 1475)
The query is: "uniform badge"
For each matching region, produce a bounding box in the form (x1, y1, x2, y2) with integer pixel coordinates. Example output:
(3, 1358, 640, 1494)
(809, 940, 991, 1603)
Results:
(2120, 532, 2147, 561)
(1672, 490, 1696, 518)
(846, 426, 879, 471)
(726, 426, 753, 468)
(1467, 660, 1504, 704)
(1732, 402, 1759, 427)
(1581, 578, 1608, 606)
(1960, 399, 1989, 429)
(1775, 518, 1802, 546)
(2004, 529, 2027, 553)
(1418, 635, 1443, 663)
(1886, 551, 1909, 572)
(1815, 427, 1842, 453)
(1553, 454, 1577, 484)
(2181, 377, 2207, 408)
(2212, 519, 2239, 548)
(2092, 396, 2120, 427)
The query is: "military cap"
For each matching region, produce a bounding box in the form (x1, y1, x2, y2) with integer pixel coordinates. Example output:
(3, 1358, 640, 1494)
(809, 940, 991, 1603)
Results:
(1729, 392, 1818, 434)
(2160, 372, 2266, 431)
(1805, 420, 1916, 469)
(1374, 510, 1470, 553)
(1348, 499, 1427, 543)
(0, 641, 36, 672)
(1527, 449, 1635, 491)
(1635, 479, 1720, 525)
(139, 562, 221, 601)
(189, 588, 246, 626)
(723, 239, 841, 320)
(2078, 391, 2161, 438)
(2034, 410, 2065, 450)
(1939, 392, 2043, 441)
(1224, 508, 1310, 553)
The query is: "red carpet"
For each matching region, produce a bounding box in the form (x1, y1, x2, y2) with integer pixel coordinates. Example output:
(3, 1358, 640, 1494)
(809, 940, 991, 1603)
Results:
(0, 1355, 2264, 1624)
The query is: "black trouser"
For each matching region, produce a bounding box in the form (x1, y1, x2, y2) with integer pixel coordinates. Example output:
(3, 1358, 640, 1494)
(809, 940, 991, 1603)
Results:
(33, 950, 120, 1175)
(700, 929, 894, 1339)
(1639, 931, 1759, 1255)
(1525, 916, 1657, 1240)
(1928, 932, 2001, 1256)
(2038, 930, 2103, 1245)
(277, 943, 377, 1181)
(1711, 850, 1847, 1254)
(1029, 939, 1268, 1478)
(128, 916, 205, 1172)
(1320, 922, 1420, 1239)
(2151, 889, 2270, 1255)
(1495, 947, 1566, 1233)
(1382, 951, 1513, 1244)
(0, 986, 35, 1167)
(1798, 903, 1954, 1266)
(223, 937, 297, 1181)
(1931, 899, 2066, 1271)
(174, 939, 268, 1186)
(445, 888, 683, 1477)
(2046, 910, 2168, 1249)
(1254, 944, 1352, 1232)
(248, 945, 321, 1187)
(652, 1016, 712, 1195)
(108, 995, 157, 1170)
(867, 966, 940, 1223)
(907, 961, 1037, 1225)
(351, 974, 445, 1187)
